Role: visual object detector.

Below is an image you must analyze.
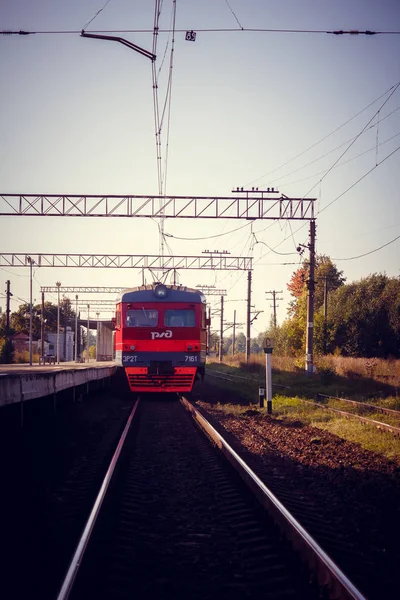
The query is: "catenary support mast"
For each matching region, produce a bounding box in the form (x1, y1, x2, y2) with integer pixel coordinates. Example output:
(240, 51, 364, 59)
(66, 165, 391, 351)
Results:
(305, 220, 316, 375)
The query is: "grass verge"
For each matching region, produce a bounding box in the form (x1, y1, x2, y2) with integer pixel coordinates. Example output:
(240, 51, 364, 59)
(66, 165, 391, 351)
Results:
(204, 368, 400, 466)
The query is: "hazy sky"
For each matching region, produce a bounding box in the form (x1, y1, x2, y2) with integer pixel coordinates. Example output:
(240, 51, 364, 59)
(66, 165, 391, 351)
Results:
(1, 0, 399, 335)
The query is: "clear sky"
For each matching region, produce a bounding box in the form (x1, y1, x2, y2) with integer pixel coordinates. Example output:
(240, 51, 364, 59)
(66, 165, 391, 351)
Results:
(1, 0, 399, 336)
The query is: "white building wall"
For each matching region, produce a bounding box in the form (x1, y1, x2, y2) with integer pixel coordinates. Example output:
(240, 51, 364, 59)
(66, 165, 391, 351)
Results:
(47, 327, 74, 361)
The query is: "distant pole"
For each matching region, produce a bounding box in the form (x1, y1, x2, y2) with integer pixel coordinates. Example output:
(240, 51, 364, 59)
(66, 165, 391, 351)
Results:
(246, 270, 252, 362)
(75, 295, 78, 362)
(207, 307, 211, 355)
(56, 281, 61, 364)
(96, 312, 100, 361)
(232, 309, 236, 356)
(27, 256, 34, 366)
(323, 277, 328, 355)
(264, 340, 273, 414)
(305, 220, 316, 374)
(219, 295, 224, 363)
(41, 291, 45, 360)
(5, 280, 12, 363)
(265, 290, 283, 328)
(5, 280, 11, 333)
(86, 304, 90, 362)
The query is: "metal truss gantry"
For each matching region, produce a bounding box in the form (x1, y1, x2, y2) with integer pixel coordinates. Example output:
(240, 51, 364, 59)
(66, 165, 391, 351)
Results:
(1, 254, 252, 270)
(41, 286, 126, 294)
(0, 193, 315, 220)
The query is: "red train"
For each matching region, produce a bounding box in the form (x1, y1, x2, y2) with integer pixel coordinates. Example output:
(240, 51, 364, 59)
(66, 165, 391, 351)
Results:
(114, 283, 208, 393)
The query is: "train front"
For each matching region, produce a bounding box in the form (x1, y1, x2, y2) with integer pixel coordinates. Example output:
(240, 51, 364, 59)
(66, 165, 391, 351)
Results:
(114, 283, 207, 393)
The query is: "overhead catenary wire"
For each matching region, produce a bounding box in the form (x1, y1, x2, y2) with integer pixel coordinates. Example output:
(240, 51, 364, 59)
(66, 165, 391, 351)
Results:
(224, 0, 244, 30)
(165, 220, 253, 241)
(246, 81, 400, 187)
(252, 142, 400, 267)
(82, 0, 114, 31)
(276, 129, 400, 188)
(248, 83, 400, 264)
(268, 106, 400, 185)
(318, 143, 400, 215)
(303, 82, 400, 209)
(2, 28, 400, 35)
(151, 0, 177, 261)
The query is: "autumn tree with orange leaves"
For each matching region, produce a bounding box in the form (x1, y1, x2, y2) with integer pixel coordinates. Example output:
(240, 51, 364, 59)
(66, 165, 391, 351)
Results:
(287, 255, 345, 317)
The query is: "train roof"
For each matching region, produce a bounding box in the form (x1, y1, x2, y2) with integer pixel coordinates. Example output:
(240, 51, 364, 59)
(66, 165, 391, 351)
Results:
(117, 283, 206, 304)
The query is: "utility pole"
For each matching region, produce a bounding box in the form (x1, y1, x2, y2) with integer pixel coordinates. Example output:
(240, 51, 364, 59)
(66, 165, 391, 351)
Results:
(56, 281, 61, 364)
(96, 312, 100, 361)
(75, 295, 79, 362)
(265, 290, 283, 328)
(207, 307, 211, 356)
(246, 270, 252, 362)
(26, 256, 34, 366)
(323, 276, 328, 355)
(41, 291, 45, 360)
(232, 309, 236, 356)
(219, 295, 224, 363)
(5, 280, 11, 332)
(86, 304, 90, 362)
(5, 280, 12, 363)
(305, 220, 316, 375)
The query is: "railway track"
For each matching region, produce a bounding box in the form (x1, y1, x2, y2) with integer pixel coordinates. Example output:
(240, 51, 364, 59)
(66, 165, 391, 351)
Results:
(57, 397, 364, 600)
(208, 368, 400, 435)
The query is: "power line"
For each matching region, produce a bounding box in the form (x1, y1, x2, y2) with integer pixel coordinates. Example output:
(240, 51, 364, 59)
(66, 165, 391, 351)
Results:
(332, 233, 400, 261)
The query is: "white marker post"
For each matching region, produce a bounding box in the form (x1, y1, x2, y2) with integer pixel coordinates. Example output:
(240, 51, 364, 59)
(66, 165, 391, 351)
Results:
(263, 337, 273, 414)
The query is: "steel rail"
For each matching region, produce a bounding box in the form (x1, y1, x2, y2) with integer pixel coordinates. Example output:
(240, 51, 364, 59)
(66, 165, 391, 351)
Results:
(56, 399, 140, 600)
(181, 397, 366, 600)
(210, 370, 400, 433)
(207, 367, 290, 388)
(301, 397, 400, 436)
(315, 392, 400, 416)
(208, 369, 399, 412)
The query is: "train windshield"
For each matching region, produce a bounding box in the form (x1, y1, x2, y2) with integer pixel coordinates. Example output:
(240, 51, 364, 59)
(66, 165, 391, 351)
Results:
(126, 309, 158, 327)
(164, 309, 196, 327)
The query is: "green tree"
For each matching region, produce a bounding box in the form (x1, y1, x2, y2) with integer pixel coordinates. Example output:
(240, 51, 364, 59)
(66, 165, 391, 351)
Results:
(327, 274, 400, 357)
(235, 332, 247, 353)
(10, 299, 77, 337)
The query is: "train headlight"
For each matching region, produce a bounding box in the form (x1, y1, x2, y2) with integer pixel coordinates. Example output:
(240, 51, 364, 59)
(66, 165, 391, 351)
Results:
(154, 284, 168, 299)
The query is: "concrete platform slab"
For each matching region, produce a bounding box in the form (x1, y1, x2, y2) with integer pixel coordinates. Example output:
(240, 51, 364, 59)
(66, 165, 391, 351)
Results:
(0, 361, 117, 407)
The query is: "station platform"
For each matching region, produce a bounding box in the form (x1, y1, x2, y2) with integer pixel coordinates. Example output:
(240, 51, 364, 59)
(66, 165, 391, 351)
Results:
(0, 361, 117, 408)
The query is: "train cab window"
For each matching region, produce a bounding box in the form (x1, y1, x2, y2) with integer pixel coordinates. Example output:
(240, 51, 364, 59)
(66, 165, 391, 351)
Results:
(126, 309, 158, 327)
(164, 309, 196, 327)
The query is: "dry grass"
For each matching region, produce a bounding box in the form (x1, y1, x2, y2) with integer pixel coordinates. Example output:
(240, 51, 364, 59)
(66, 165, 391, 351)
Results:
(13, 350, 40, 363)
(216, 354, 400, 383)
